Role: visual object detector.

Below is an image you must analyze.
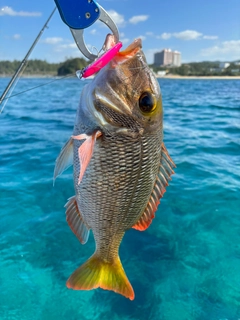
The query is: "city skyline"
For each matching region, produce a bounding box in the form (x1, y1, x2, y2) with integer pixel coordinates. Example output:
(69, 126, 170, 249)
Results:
(0, 0, 240, 64)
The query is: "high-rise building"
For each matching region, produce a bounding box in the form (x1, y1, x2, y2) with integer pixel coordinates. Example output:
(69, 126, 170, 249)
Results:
(172, 51, 181, 67)
(154, 49, 181, 67)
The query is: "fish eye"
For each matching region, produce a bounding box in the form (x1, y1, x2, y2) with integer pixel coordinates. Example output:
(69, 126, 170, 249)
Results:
(139, 92, 156, 113)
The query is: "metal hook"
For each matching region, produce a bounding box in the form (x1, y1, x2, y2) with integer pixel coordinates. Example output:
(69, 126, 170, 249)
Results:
(70, 5, 119, 61)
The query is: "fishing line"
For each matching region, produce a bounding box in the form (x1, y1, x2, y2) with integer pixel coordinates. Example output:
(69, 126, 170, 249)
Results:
(1, 63, 149, 109)
(0, 72, 22, 113)
(127, 66, 149, 71)
(119, 65, 149, 83)
(0, 74, 75, 108)
(0, 8, 56, 113)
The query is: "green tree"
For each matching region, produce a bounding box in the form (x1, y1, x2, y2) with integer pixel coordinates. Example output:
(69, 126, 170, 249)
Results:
(57, 58, 88, 76)
(0, 59, 60, 75)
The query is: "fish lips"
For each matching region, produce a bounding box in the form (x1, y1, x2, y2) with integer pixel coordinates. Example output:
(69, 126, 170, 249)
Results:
(113, 38, 142, 64)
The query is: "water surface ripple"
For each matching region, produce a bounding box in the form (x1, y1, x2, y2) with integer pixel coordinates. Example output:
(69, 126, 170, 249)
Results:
(0, 78, 240, 320)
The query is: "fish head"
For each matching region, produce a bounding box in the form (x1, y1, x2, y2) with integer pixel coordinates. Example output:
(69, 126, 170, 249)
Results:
(84, 39, 162, 137)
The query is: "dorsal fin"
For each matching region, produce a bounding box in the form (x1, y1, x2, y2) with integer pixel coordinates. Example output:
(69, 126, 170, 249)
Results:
(65, 196, 90, 244)
(132, 143, 176, 231)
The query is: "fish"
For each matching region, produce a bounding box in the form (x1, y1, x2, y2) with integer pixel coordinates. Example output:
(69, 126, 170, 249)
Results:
(54, 38, 175, 300)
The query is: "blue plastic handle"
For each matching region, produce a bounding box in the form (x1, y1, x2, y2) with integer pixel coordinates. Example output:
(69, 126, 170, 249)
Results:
(54, 0, 100, 29)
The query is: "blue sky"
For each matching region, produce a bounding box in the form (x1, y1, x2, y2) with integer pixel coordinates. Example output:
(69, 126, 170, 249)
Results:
(0, 0, 240, 64)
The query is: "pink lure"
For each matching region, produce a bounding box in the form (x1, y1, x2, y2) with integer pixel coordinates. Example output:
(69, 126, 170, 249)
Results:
(82, 42, 122, 78)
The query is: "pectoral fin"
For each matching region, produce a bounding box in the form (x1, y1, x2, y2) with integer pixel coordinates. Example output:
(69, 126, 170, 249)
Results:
(65, 196, 89, 244)
(132, 143, 176, 231)
(53, 137, 73, 184)
(72, 131, 102, 184)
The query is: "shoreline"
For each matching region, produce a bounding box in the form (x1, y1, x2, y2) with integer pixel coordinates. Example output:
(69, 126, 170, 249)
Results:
(156, 75, 240, 79)
(0, 74, 58, 78)
(1, 74, 240, 80)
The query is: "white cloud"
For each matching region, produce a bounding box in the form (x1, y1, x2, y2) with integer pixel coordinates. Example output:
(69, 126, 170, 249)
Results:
(57, 42, 78, 50)
(90, 29, 97, 35)
(201, 40, 240, 60)
(121, 38, 130, 45)
(137, 35, 146, 41)
(106, 10, 125, 27)
(173, 30, 202, 40)
(129, 15, 149, 24)
(203, 35, 218, 40)
(0, 6, 41, 17)
(42, 37, 63, 45)
(53, 42, 82, 60)
(159, 32, 172, 40)
(13, 34, 21, 40)
(157, 30, 218, 41)
(145, 32, 154, 36)
(119, 33, 129, 44)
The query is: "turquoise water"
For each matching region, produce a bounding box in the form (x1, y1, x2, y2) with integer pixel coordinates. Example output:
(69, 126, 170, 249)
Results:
(0, 77, 240, 319)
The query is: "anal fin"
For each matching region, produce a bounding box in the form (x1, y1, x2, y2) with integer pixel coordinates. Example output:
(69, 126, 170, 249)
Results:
(132, 142, 176, 231)
(65, 196, 89, 244)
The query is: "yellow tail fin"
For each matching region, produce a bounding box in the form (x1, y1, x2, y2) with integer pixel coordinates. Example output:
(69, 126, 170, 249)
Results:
(66, 254, 135, 300)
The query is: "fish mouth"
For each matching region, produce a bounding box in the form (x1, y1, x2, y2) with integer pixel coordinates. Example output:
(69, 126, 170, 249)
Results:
(119, 38, 142, 55)
(115, 38, 142, 63)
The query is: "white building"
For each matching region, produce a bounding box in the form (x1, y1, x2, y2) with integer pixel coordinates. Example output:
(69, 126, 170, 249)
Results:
(154, 49, 181, 67)
(219, 62, 230, 69)
(172, 51, 181, 67)
(157, 71, 166, 77)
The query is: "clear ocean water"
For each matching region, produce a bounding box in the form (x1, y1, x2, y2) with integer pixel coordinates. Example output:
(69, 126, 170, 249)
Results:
(0, 77, 239, 320)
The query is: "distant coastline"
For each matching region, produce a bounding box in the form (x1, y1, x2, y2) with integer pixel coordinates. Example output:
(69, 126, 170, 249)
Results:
(1, 73, 240, 80)
(156, 75, 240, 79)
(1, 74, 240, 80)
(0, 74, 58, 78)
(1, 58, 240, 79)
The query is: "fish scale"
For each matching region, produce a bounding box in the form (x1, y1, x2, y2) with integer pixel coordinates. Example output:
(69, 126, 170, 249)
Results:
(73, 130, 161, 261)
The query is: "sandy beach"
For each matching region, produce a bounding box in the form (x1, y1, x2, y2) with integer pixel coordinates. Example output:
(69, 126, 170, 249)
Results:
(156, 75, 240, 80)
